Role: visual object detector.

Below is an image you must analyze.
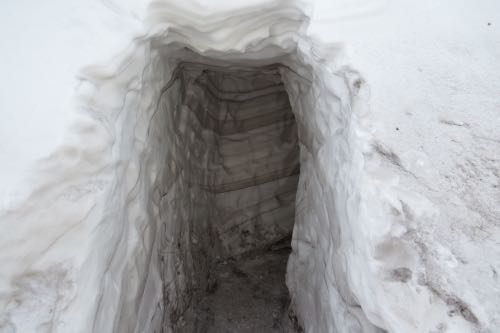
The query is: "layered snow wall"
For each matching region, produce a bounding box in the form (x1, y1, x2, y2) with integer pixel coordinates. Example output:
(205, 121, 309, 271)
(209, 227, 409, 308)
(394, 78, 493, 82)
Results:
(0, 1, 490, 333)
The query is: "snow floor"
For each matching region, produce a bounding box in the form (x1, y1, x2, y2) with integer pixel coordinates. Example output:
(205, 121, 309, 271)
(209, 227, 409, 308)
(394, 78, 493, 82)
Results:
(176, 238, 297, 333)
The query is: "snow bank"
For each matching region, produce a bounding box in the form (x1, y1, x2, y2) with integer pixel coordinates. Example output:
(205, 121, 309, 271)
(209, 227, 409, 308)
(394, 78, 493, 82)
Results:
(1, 0, 499, 332)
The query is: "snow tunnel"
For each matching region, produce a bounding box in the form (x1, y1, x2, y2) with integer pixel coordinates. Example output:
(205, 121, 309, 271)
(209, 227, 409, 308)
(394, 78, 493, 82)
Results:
(136, 46, 306, 331)
(84, 4, 375, 333)
(156, 51, 301, 332)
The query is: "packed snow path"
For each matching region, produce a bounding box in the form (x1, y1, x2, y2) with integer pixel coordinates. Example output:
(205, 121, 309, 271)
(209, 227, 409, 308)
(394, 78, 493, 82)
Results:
(177, 245, 294, 333)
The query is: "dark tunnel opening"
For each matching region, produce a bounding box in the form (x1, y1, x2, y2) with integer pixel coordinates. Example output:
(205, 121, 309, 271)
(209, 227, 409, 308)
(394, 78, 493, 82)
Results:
(156, 56, 301, 332)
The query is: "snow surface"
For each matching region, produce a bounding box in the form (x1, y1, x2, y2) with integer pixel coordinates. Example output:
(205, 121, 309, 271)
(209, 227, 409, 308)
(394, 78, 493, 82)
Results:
(0, 0, 499, 332)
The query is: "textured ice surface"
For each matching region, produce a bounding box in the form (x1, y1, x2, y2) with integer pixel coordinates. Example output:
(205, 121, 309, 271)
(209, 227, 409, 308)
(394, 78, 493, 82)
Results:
(1, 0, 500, 333)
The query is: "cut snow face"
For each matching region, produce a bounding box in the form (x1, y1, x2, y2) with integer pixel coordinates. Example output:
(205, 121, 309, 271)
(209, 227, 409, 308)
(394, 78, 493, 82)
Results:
(163, 59, 300, 257)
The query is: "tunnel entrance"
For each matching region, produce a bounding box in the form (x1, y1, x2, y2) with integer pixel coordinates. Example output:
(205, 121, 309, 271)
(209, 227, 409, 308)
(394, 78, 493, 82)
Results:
(37, 5, 378, 333)
(158, 55, 301, 332)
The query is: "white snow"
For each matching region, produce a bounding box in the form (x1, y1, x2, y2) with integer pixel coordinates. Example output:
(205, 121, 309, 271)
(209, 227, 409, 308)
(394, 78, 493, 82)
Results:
(0, 0, 499, 332)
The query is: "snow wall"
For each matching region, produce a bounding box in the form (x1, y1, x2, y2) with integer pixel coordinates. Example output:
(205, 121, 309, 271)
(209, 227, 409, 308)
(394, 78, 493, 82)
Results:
(0, 1, 486, 333)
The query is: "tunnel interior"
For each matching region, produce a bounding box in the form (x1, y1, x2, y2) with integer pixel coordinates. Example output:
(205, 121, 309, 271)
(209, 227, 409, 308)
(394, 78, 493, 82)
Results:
(152, 49, 301, 331)
(91, 32, 372, 332)
(182, 61, 300, 256)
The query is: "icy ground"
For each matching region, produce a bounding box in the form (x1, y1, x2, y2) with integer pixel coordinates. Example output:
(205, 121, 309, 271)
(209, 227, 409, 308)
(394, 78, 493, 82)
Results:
(177, 245, 293, 333)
